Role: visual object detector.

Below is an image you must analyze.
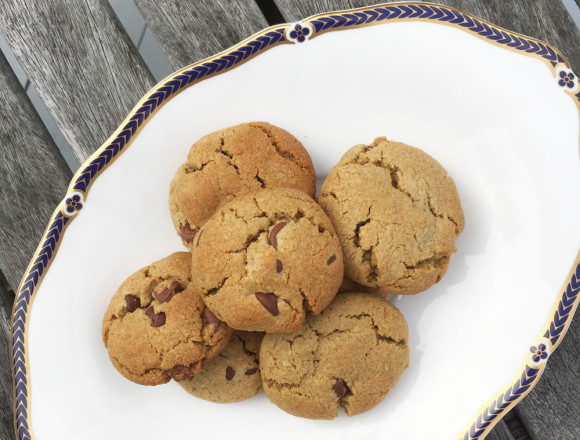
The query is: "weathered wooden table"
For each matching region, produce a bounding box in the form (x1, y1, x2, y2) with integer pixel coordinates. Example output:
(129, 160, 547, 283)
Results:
(0, 1, 578, 439)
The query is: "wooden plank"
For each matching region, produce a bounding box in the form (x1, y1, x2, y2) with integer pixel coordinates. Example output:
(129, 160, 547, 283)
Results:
(273, 0, 580, 72)
(0, 50, 72, 292)
(515, 311, 580, 440)
(0, 279, 13, 440)
(503, 411, 532, 440)
(0, 0, 156, 162)
(487, 416, 518, 440)
(0, 42, 74, 440)
(134, 0, 269, 70)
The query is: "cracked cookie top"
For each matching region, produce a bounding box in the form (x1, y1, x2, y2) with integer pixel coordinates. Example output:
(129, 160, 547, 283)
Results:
(260, 292, 409, 419)
(169, 122, 316, 249)
(318, 137, 465, 295)
(179, 330, 264, 403)
(191, 187, 344, 333)
(102, 252, 233, 386)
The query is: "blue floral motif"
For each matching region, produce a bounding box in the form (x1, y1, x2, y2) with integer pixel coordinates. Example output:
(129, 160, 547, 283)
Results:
(529, 343, 548, 363)
(290, 23, 310, 43)
(65, 194, 83, 214)
(558, 71, 575, 88)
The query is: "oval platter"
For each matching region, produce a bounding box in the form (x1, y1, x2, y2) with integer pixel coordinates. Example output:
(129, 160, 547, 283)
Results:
(11, 2, 580, 440)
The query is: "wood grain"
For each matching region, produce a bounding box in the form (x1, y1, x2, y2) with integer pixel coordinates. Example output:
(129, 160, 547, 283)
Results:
(273, 0, 580, 72)
(0, 44, 73, 440)
(0, 0, 156, 162)
(0, 272, 14, 440)
(0, 280, 13, 440)
(135, 0, 269, 70)
(486, 417, 517, 440)
(0, 50, 72, 293)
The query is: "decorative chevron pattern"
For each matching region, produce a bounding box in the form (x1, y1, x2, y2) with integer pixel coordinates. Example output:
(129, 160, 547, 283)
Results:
(544, 263, 580, 346)
(12, 212, 69, 440)
(459, 366, 540, 440)
(10, 4, 579, 440)
(310, 4, 566, 68)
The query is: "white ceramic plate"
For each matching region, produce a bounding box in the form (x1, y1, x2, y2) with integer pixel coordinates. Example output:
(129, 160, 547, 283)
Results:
(12, 3, 580, 440)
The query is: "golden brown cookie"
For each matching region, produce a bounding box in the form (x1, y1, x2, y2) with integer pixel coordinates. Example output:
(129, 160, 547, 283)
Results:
(179, 331, 264, 403)
(102, 252, 233, 386)
(260, 292, 409, 419)
(191, 187, 344, 333)
(318, 137, 465, 295)
(169, 122, 316, 248)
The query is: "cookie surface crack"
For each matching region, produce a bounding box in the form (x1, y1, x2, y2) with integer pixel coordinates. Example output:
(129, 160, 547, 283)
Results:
(427, 193, 460, 233)
(206, 277, 229, 296)
(404, 255, 449, 270)
(362, 248, 378, 283)
(250, 122, 303, 169)
(353, 218, 370, 247)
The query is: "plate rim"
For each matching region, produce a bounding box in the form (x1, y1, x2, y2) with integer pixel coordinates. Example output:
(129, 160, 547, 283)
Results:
(11, 2, 580, 439)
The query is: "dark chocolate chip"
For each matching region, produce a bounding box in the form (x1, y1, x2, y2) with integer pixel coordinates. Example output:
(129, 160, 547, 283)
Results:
(154, 280, 183, 303)
(255, 292, 279, 316)
(124, 294, 141, 313)
(168, 364, 197, 381)
(145, 306, 166, 327)
(225, 366, 235, 381)
(268, 222, 287, 250)
(245, 368, 258, 376)
(196, 230, 204, 248)
(202, 307, 221, 326)
(180, 224, 198, 243)
(327, 254, 337, 265)
(333, 379, 347, 398)
(276, 259, 283, 273)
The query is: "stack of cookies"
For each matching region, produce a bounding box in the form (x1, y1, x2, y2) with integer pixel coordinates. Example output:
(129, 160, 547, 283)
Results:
(102, 122, 464, 419)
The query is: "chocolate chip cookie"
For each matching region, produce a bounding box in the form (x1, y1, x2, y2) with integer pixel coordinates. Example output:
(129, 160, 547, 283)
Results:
(179, 331, 264, 403)
(318, 137, 465, 295)
(102, 252, 233, 385)
(260, 292, 409, 419)
(169, 122, 316, 248)
(191, 187, 344, 333)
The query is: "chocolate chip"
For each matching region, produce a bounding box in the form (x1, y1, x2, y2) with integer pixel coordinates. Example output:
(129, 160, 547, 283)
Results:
(276, 259, 283, 273)
(255, 292, 279, 316)
(202, 307, 221, 326)
(168, 364, 197, 381)
(154, 280, 183, 303)
(225, 366, 235, 381)
(333, 379, 347, 398)
(145, 306, 166, 327)
(196, 230, 204, 248)
(268, 222, 287, 250)
(245, 368, 258, 376)
(124, 294, 141, 313)
(180, 223, 198, 243)
(327, 254, 337, 265)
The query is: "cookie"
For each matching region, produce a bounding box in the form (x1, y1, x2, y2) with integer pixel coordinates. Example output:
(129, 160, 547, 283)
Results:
(169, 122, 316, 248)
(260, 292, 409, 419)
(102, 252, 233, 385)
(318, 137, 464, 295)
(337, 276, 387, 298)
(179, 331, 264, 403)
(191, 187, 344, 333)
